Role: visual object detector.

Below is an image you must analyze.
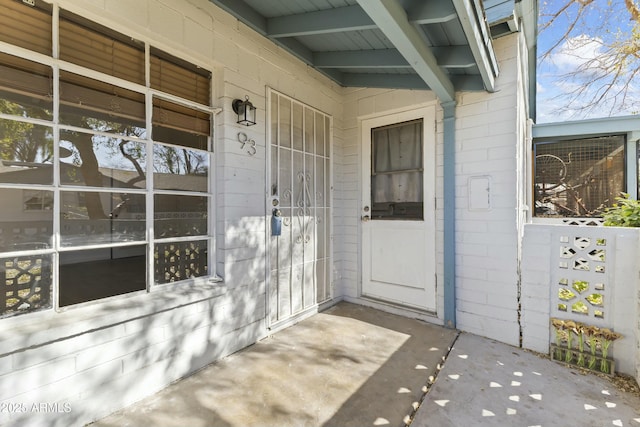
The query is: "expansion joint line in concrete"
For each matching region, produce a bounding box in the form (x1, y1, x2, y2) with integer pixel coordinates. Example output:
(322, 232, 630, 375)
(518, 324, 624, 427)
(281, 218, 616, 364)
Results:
(403, 330, 461, 426)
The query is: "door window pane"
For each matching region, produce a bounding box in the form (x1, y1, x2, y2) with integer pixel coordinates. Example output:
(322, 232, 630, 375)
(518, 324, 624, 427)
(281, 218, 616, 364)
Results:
(371, 119, 423, 220)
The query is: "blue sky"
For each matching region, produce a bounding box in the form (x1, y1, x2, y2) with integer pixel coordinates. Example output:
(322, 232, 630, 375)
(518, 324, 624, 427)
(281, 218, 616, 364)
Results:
(536, 0, 638, 122)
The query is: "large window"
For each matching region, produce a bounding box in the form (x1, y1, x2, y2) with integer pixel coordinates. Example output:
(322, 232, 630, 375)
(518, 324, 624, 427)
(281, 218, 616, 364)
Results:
(0, 0, 215, 318)
(533, 136, 625, 218)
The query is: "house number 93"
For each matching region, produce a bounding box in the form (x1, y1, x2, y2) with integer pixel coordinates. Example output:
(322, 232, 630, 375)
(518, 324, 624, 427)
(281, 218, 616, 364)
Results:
(237, 132, 257, 156)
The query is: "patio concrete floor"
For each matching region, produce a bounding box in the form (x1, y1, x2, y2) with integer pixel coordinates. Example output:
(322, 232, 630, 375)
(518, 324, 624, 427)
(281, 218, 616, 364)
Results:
(90, 302, 640, 427)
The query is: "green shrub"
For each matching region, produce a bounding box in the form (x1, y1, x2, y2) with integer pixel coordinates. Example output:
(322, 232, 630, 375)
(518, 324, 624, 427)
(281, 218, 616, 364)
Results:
(602, 193, 640, 227)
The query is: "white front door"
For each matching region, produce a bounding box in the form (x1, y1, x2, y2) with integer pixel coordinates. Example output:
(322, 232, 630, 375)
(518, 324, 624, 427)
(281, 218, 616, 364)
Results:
(361, 106, 436, 312)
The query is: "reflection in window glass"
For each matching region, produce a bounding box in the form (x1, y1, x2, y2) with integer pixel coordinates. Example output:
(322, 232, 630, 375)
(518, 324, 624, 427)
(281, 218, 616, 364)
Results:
(154, 194, 207, 238)
(59, 131, 147, 189)
(153, 98, 210, 150)
(0, 188, 53, 252)
(534, 136, 625, 217)
(60, 191, 146, 246)
(59, 246, 146, 307)
(0, 4, 216, 316)
(60, 71, 146, 136)
(0, 119, 53, 184)
(23, 189, 54, 211)
(0, 253, 52, 318)
(0, 53, 53, 120)
(153, 144, 208, 192)
(154, 240, 208, 284)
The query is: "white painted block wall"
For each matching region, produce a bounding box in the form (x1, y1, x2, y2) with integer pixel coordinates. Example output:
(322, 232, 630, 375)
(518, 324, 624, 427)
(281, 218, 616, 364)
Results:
(0, 285, 262, 427)
(450, 35, 524, 345)
(520, 226, 553, 352)
(637, 279, 640, 385)
(0, 1, 537, 425)
(0, 0, 343, 425)
(336, 33, 529, 343)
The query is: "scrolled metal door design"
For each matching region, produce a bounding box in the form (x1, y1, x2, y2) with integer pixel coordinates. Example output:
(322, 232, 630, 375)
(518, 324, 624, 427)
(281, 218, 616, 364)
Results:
(268, 92, 331, 325)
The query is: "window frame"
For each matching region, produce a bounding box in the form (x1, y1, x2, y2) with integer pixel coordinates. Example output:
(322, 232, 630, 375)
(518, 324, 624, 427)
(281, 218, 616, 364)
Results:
(0, 1, 221, 318)
(531, 133, 632, 223)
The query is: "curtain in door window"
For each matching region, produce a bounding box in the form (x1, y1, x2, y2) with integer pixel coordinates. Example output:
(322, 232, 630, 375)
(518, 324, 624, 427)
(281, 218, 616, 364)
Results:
(371, 119, 423, 219)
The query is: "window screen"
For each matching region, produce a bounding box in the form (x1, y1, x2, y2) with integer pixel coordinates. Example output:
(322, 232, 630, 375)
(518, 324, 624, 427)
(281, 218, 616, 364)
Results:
(534, 135, 625, 217)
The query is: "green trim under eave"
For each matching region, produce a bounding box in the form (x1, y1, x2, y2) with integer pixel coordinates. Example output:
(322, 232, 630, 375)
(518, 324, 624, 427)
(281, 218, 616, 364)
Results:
(442, 100, 457, 329)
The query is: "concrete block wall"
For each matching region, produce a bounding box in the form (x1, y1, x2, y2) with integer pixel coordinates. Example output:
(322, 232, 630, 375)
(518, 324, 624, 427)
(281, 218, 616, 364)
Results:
(0, 0, 344, 425)
(0, 1, 542, 424)
(0, 285, 261, 427)
(453, 34, 523, 346)
(611, 230, 640, 376)
(520, 226, 553, 353)
(520, 224, 640, 377)
(637, 274, 640, 386)
(335, 33, 529, 337)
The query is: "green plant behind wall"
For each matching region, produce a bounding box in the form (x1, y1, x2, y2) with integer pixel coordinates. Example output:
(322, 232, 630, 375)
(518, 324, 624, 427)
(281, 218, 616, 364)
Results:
(603, 193, 640, 227)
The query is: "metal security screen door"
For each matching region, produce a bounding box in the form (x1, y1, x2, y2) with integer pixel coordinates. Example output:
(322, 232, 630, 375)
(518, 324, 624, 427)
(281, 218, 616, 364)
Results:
(361, 107, 436, 312)
(268, 90, 332, 325)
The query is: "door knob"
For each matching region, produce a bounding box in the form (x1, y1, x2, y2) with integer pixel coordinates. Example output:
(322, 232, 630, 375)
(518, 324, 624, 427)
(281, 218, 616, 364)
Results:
(361, 215, 370, 222)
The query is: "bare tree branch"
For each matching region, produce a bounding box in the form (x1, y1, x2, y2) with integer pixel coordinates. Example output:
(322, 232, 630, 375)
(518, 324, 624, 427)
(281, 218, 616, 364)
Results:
(538, 0, 640, 117)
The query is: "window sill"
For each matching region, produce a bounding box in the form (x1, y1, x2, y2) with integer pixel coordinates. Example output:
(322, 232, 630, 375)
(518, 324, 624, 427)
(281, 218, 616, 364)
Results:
(0, 278, 227, 357)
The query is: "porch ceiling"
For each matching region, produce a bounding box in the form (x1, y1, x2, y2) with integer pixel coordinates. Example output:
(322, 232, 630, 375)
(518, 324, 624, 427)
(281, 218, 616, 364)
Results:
(208, 0, 510, 102)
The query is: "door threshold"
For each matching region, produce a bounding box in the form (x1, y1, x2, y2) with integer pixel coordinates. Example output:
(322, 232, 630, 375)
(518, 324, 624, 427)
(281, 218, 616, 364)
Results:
(267, 298, 337, 333)
(355, 295, 439, 320)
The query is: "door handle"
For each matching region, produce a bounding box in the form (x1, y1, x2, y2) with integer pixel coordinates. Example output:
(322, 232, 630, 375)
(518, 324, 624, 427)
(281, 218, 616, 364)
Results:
(271, 209, 282, 236)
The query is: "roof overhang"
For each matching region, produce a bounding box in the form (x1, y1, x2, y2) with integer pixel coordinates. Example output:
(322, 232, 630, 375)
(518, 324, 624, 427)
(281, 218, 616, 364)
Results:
(209, 0, 508, 101)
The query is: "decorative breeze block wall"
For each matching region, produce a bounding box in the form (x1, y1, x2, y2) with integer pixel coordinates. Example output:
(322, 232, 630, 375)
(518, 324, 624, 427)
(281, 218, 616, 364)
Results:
(554, 233, 608, 324)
